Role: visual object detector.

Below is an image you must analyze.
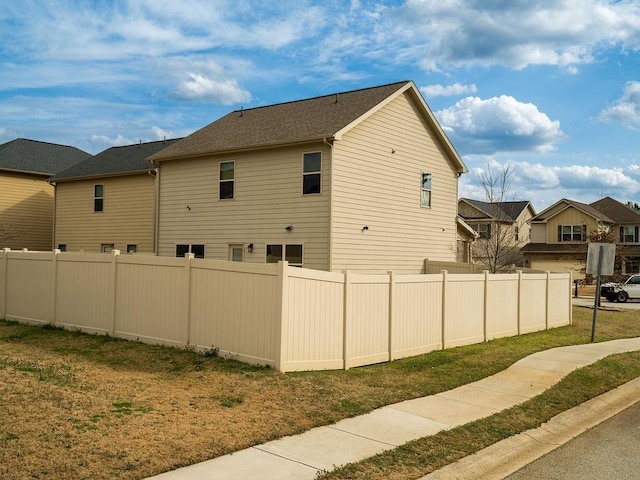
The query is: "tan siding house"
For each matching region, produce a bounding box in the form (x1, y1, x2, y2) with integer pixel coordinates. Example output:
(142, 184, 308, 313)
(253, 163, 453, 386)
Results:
(0, 138, 90, 250)
(51, 139, 180, 253)
(522, 197, 640, 278)
(458, 198, 535, 269)
(150, 81, 467, 273)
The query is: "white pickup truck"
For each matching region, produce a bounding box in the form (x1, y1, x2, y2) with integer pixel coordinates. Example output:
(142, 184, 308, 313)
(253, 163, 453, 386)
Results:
(600, 274, 640, 302)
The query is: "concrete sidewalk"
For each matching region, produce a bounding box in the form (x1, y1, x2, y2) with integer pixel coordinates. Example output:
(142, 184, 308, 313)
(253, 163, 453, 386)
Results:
(147, 338, 640, 480)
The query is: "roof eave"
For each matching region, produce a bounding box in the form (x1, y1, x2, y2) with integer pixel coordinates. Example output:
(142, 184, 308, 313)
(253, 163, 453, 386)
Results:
(51, 169, 153, 183)
(150, 136, 335, 163)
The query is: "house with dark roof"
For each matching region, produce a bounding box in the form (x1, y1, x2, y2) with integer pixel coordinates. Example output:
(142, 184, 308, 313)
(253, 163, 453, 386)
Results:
(458, 198, 536, 269)
(51, 139, 180, 253)
(0, 138, 90, 250)
(521, 196, 640, 278)
(148, 81, 468, 273)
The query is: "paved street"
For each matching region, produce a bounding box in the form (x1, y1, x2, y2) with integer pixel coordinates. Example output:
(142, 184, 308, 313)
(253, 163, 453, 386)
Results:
(504, 401, 640, 480)
(572, 297, 640, 310)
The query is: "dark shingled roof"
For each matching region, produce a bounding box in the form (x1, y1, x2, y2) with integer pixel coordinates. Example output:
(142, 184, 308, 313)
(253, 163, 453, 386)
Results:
(531, 198, 616, 224)
(460, 199, 532, 223)
(51, 139, 182, 181)
(590, 197, 640, 224)
(149, 81, 413, 161)
(0, 138, 91, 175)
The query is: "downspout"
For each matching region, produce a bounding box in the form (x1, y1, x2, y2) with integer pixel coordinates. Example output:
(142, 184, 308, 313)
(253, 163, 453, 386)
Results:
(50, 181, 57, 251)
(151, 165, 159, 255)
(323, 137, 334, 271)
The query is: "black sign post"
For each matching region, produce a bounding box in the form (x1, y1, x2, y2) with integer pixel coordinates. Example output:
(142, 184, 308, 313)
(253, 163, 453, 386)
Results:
(591, 245, 604, 343)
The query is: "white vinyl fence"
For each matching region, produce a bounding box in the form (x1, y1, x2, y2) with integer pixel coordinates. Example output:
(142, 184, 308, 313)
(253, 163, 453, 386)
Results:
(0, 249, 572, 372)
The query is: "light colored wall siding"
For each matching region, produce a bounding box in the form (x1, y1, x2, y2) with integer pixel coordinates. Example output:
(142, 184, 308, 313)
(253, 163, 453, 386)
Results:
(530, 223, 546, 243)
(331, 92, 459, 273)
(515, 208, 533, 247)
(54, 175, 155, 252)
(546, 208, 598, 244)
(157, 145, 331, 270)
(0, 172, 53, 250)
(529, 259, 585, 278)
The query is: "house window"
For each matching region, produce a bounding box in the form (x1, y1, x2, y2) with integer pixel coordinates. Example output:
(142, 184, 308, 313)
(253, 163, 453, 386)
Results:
(478, 223, 491, 239)
(303, 152, 321, 195)
(229, 244, 243, 262)
(515, 226, 519, 241)
(176, 244, 205, 258)
(558, 225, 586, 242)
(94, 184, 104, 212)
(101, 243, 114, 253)
(219, 161, 235, 199)
(620, 226, 639, 243)
(57, 244, 67, 252)
(421, 172, 432, 207)
(266, 244, 303, 267)
(127, 244, 137, 254)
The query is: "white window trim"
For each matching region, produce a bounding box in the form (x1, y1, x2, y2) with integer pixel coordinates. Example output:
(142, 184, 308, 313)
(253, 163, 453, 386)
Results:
(219, 161, 235, 200)
(302, 151, 322, 195)
(421, 172, 432, 208)
(265, 243, 304, 267)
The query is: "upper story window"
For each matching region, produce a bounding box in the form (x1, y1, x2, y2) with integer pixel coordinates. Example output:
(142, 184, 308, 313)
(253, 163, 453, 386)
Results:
(421, 172, 432, 207)
(620, 226, 639, 243)
(477, 223, 491, 239)
(558, 224, 586, 242)
(219, 161, 235, 199)
(303, 152, 321, 195)
(94, 184, 104, 212)
(515, 226, 520, 241)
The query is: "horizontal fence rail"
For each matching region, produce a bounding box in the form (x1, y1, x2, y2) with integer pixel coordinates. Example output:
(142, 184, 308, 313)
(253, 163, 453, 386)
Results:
(1, 249, 572, 372)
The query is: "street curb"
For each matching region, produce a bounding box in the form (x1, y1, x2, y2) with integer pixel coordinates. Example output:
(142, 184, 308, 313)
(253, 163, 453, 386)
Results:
(419, 376, 640, 480)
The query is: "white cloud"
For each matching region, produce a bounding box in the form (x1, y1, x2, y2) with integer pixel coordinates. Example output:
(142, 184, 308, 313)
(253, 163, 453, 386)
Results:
(89, 134, 135, 148)
(598, 81, 640, 129)
(436, 96, 566, 155)
(420, 83, 477, 98)
(385, 0, 640, 71)
(151, 126, 175, 141)
(173, 74, 251, 104)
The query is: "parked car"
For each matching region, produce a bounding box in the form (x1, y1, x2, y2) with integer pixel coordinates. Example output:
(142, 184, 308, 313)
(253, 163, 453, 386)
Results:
(600, 275, 640, 302)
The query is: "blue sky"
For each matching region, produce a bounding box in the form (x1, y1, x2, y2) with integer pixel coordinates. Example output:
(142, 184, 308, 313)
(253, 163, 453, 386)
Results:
(1, 0, 640, 211)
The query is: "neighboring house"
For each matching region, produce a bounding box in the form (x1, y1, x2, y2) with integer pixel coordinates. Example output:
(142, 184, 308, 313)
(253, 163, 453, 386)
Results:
(458, 199, 536, 268)
(0, 138, 91, 250)
(456, 216, 478, 263)
(521, 196, 640, 277)
(148, 81, 468, 273)
(51, 139, 180, 253)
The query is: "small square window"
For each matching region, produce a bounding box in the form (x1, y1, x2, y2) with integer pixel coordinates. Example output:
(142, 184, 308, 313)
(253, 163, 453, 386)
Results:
(303, 152, 321, 195)
(176, 244, 205, 258)
(220, 162, 235, 199)
(285, 244, 303, 266)
(101, 243, 114, 253)
(421, 172, 432, 207)
(266, 244, 283, 263)
(57, 244, 67, 252)
(127, 244, 137, 254)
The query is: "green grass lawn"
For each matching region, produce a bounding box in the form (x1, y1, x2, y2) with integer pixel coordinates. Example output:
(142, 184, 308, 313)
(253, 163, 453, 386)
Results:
(1, 306, 638, 479)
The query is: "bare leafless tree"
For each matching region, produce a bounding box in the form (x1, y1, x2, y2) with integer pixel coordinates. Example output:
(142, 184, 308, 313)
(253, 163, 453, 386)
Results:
(472, 163, 525, 273)
(0, 221, 17, 248)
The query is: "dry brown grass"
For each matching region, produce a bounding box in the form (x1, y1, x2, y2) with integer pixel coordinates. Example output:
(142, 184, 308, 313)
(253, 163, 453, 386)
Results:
(1, 306, 639, 479)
